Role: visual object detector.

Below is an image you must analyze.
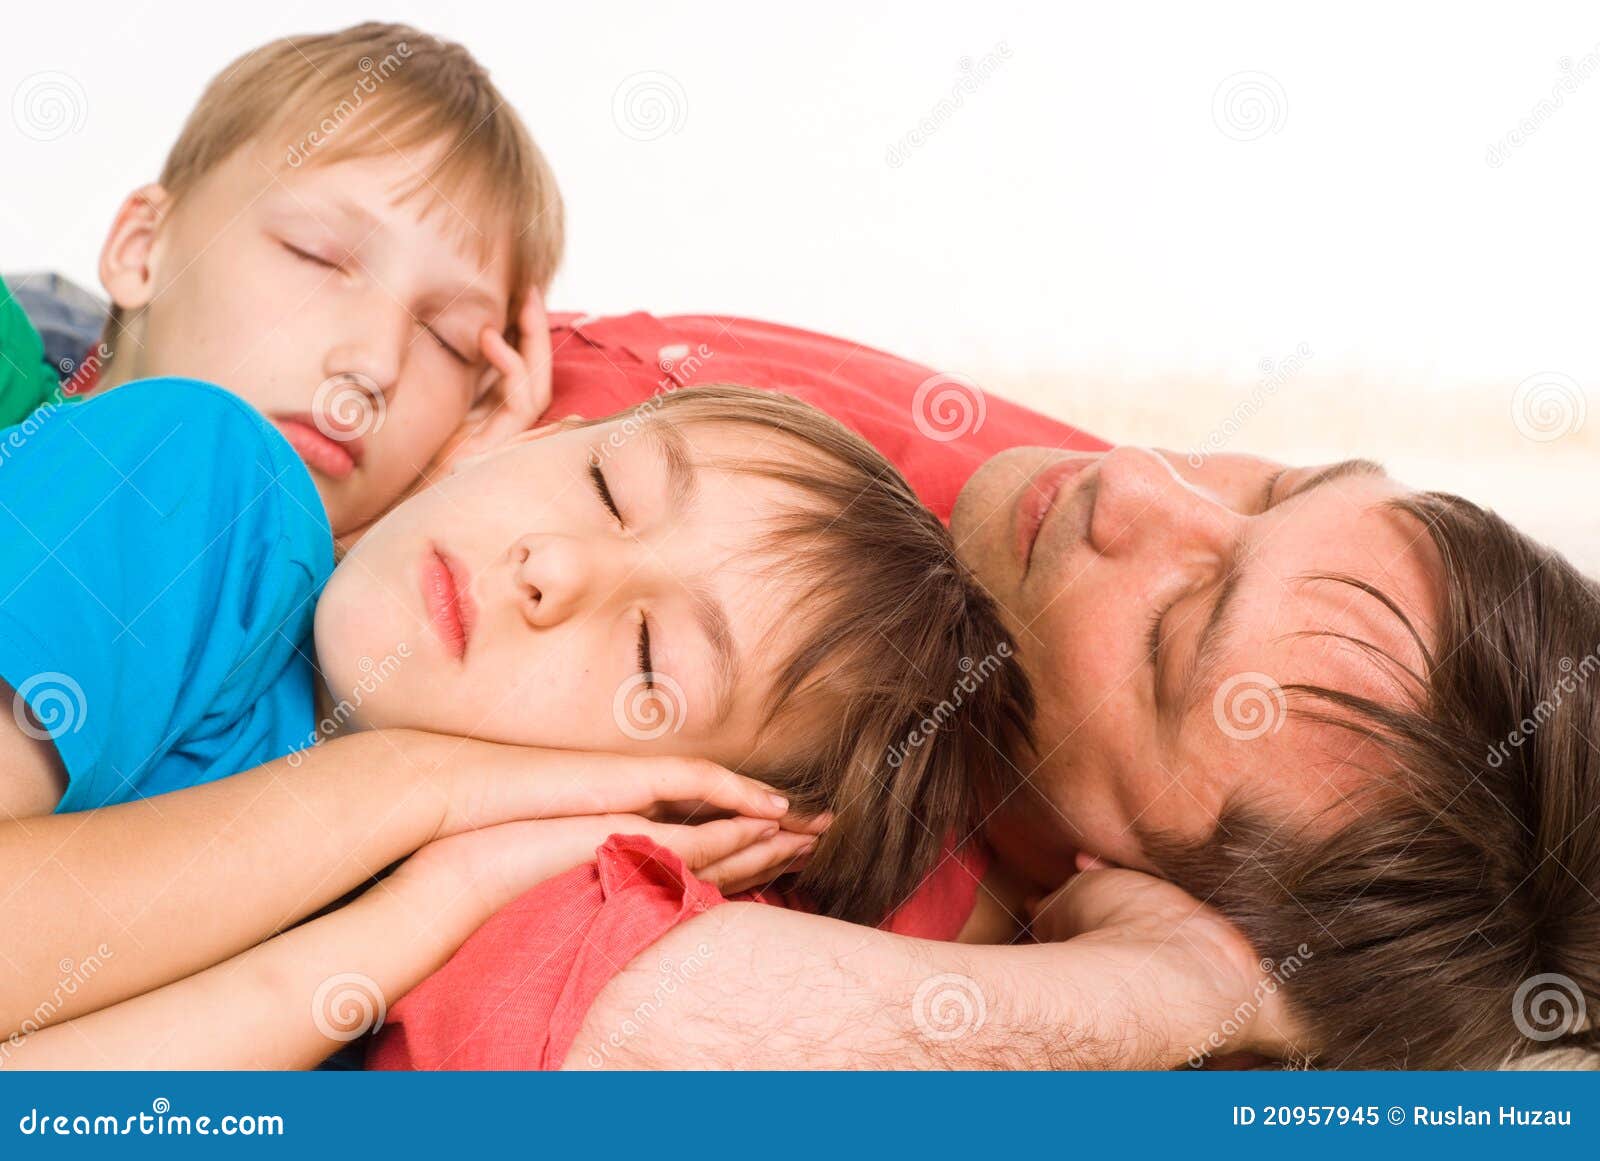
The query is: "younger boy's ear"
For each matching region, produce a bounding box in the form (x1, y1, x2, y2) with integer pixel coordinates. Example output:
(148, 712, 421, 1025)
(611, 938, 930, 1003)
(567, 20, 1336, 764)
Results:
(98, 184, 169, 310)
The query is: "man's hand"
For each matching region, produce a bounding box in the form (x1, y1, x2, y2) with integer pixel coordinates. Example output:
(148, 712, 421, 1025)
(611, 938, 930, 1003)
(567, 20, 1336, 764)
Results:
(1027, 854, 1312, 1063)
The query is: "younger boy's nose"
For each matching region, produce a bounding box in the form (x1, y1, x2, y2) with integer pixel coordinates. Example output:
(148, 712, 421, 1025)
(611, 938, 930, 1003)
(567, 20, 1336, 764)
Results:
(509, 533, 591, 628)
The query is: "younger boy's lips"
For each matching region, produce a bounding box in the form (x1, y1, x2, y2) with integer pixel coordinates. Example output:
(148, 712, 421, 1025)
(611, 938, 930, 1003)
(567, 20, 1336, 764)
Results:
(420, 545, 475, 661)
(272, 415, 365, 480)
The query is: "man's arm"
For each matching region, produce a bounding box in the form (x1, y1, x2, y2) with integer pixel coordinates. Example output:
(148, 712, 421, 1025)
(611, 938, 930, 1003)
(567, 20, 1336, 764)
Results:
(568, 868, 1304, 1070)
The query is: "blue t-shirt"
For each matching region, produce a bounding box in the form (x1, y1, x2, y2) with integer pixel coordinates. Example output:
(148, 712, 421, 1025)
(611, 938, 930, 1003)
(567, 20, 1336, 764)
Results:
(0, 378, 333, 812)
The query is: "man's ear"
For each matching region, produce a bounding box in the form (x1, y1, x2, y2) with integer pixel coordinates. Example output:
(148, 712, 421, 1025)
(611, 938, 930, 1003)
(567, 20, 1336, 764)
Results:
(98, 184, 169, 310)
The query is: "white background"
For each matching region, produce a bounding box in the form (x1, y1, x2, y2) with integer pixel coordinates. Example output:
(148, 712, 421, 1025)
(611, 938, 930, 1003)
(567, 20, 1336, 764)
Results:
(3, 2, 1597, 562)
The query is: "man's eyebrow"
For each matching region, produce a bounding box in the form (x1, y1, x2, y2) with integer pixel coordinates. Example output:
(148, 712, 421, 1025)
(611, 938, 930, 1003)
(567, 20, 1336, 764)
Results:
(641, 420, 736, 723)
(1179, 457, 1389, 720)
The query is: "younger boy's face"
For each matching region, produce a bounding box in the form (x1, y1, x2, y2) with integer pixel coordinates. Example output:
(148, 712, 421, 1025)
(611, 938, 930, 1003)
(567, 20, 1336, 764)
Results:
(313, 416, 811, 773)
(103, 142, 512, 535)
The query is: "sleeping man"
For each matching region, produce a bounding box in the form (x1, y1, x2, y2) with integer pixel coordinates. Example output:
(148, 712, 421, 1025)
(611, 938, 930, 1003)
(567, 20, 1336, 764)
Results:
(371, 312, 1600, 1071)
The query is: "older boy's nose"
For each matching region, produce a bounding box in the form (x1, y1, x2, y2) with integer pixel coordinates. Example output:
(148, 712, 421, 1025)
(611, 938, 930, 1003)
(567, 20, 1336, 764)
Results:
(324, 300, 407, 396)
(1088, 446, 1236, 558)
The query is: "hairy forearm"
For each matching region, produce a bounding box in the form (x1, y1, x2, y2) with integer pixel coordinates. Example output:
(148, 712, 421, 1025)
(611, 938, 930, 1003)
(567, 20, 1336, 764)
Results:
(2, 863, 485, 1069)
(0, 729, 458, 1035)
(566, 904, 1191, 1070)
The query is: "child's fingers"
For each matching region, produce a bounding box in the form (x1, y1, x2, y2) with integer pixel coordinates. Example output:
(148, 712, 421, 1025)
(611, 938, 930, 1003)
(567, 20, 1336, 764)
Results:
(478, 328, 533, 427)
(696, 830, 817, 894)
(623, 755, 792, 821)
(655, 815, 780, 870)
(516, 288, 553, 419)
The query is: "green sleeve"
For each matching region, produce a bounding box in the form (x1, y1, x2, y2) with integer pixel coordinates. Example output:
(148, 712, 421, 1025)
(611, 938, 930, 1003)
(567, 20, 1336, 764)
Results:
(0, 276, 63, 428)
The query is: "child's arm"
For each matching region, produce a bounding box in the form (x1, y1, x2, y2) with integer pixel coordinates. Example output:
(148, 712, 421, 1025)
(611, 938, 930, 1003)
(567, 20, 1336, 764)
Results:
(1, 812, 802, 1068)
(0, 724, 794, 1038)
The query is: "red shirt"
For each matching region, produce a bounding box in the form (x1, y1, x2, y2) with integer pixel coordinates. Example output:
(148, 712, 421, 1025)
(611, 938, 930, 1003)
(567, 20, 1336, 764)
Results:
(362, 312, 1108, 1070)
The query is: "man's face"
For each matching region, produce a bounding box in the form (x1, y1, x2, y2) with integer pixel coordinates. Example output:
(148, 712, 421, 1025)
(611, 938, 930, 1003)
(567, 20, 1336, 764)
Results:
(951, 446, 1442, 889)
(103, 141, 511, 536)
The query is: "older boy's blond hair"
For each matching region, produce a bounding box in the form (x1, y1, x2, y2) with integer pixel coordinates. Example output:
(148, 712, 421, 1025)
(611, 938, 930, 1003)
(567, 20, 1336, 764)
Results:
(107, 22, 562, 354)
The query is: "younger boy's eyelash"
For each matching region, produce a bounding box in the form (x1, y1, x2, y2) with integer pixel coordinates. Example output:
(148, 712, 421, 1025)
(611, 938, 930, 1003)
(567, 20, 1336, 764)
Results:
(636, 616, 654, 687)
(588, 456, 623, 524)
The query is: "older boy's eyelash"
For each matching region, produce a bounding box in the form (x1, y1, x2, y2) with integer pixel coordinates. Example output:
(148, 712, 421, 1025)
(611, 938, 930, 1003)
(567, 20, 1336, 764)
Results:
(427, 327, 470, 365)
(281, 241, 337, 270)
(588, 455, 623, 524)
(1145, 600, 1174, 666)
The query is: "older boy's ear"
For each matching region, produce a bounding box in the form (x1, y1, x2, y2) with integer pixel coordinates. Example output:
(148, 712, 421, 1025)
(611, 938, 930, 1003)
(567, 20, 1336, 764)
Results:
(98, 184, 169, 310)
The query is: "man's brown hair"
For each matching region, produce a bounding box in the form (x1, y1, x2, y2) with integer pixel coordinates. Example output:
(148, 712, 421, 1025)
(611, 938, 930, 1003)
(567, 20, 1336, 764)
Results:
(1148, 490, 1599, 1068)
(597, 384, 1036, 925)
(105, 22, 562, 360)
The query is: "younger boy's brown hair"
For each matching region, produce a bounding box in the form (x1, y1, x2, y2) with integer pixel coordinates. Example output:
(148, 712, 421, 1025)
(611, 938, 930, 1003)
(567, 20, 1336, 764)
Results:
(600, 385, 1036, 925)
(104, 21, 562, 363)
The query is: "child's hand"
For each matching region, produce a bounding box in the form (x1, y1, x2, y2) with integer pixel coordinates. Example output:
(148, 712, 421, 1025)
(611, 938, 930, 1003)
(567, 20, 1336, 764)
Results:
(450, 288, 555, 466)
(401, 812, 817, 916)
(427, 737, 823, 841)
(1025, 854, 1311, 1062)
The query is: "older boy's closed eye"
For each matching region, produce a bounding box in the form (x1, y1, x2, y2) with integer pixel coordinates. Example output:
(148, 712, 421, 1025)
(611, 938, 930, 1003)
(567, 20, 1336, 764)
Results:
(86, 23, 563, 538)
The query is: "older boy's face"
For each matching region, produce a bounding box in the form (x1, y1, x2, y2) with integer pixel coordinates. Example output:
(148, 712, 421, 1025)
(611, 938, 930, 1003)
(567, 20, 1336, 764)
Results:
(112, 142, 511, 535)
(951, 446, 1442, 887)
(313, 418, 811, 774)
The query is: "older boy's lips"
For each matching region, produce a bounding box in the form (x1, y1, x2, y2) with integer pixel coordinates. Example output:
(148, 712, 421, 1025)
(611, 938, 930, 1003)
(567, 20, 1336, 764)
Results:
(1014, 455, 1095, 577)
(272, 414, 365, 480)
(420, 545, 475, 661)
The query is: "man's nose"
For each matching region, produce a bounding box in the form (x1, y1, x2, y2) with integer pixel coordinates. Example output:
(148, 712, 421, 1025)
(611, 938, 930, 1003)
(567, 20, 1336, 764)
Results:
(1088, 446, 1237, 557)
